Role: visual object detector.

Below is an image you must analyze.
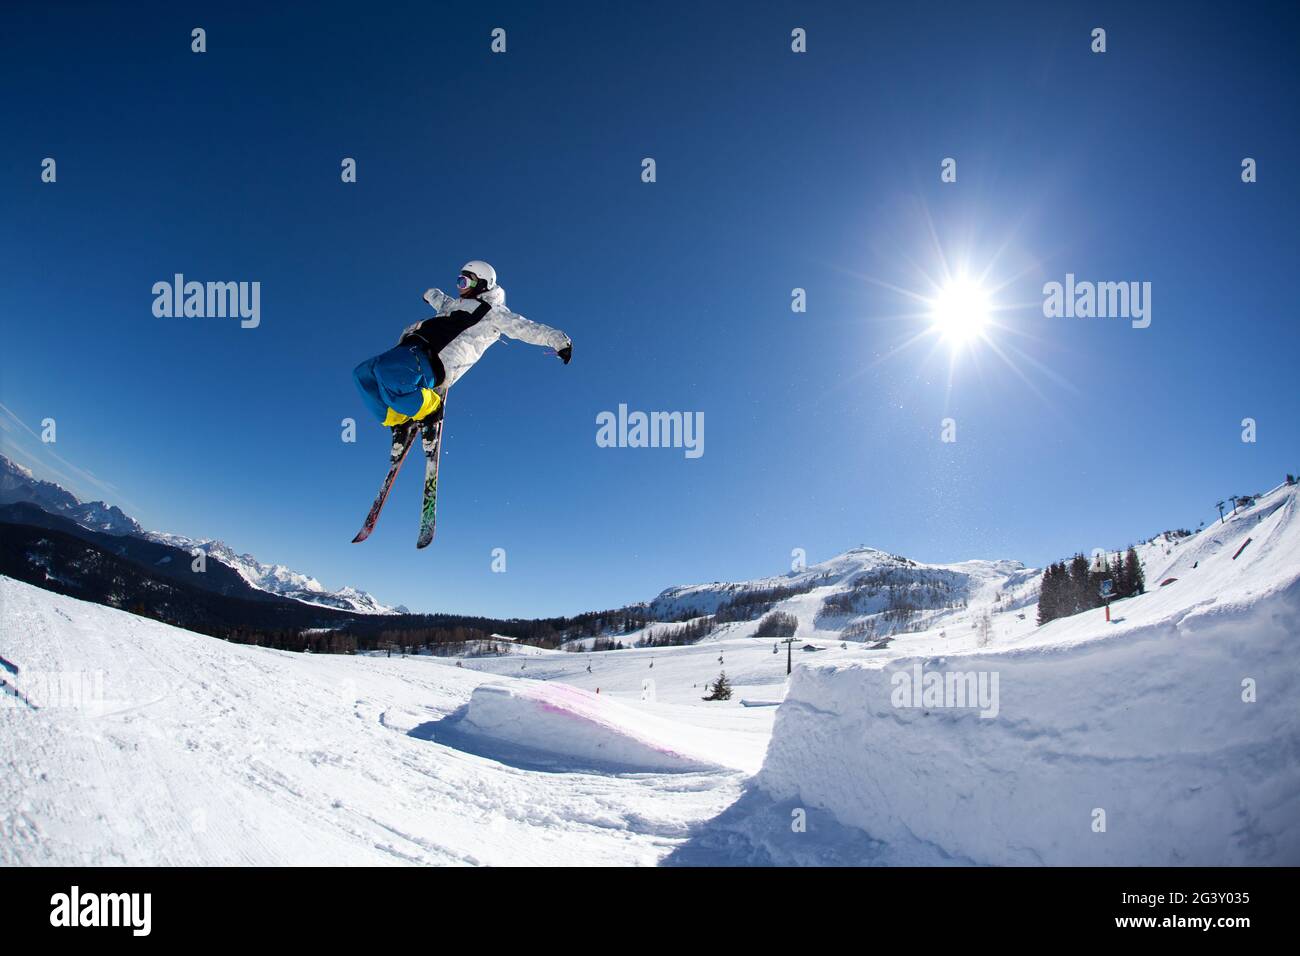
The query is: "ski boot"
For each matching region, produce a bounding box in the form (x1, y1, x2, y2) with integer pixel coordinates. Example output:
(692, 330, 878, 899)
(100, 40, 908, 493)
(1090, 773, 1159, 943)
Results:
(389, 418, 418, 454)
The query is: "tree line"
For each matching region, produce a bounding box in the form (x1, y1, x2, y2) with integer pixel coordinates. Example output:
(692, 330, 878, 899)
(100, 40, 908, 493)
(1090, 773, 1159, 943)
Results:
(1037, 548, 1144, 625)
(637, 617, 716, 647)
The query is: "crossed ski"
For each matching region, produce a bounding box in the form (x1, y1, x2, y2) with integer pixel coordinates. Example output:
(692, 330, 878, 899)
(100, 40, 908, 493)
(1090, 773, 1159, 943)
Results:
(352, 390, 447, 547)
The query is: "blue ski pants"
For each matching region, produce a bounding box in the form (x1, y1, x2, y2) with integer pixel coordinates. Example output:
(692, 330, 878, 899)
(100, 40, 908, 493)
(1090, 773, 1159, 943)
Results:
(353, 345, 440, 424)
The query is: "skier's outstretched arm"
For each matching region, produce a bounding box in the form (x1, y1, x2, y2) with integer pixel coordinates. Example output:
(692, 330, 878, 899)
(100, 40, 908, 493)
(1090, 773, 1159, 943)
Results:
(422, 288, 458, 313)
(494, 308, 573, 362)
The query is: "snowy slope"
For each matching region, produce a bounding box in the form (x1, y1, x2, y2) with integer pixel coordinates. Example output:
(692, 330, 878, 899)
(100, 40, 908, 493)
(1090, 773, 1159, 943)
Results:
(747, 482, 1300, 865)
(5, 481, 1298, 866)
(0, 576, 749, 865)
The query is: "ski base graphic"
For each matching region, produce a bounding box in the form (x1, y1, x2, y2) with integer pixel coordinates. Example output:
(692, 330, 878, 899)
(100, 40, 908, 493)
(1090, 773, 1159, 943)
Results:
(416, 398, 447, 549)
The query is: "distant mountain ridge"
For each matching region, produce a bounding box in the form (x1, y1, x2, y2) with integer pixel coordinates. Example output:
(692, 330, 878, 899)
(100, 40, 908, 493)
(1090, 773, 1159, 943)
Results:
(0, 453, 395, 614)
(145, 531, 398, 615)
(0, 456, 142, 536)
(644, 545, 1038, 642)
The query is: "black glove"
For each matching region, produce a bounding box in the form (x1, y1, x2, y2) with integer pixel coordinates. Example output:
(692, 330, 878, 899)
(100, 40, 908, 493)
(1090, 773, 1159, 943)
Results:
(557, 344, 572, 365)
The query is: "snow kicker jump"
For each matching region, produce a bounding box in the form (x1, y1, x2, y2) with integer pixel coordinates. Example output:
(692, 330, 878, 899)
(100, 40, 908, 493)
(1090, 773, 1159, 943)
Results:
(452, 682, 723, 773)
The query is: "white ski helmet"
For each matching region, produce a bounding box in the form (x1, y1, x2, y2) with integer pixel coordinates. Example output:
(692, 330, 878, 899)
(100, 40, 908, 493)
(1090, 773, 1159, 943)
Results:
(459, 260, 497, 293)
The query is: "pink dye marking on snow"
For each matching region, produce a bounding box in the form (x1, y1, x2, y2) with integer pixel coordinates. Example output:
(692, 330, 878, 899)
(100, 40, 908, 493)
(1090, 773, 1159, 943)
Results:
(524, 683, 693, 761)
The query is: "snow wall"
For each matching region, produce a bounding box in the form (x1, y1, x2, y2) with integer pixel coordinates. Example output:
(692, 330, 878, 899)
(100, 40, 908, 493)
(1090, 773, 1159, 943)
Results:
(755, 580, 1300, 865)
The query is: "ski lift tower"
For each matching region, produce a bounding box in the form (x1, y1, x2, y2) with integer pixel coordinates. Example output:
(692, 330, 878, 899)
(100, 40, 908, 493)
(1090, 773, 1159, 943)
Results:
(781, 637, 797, 675)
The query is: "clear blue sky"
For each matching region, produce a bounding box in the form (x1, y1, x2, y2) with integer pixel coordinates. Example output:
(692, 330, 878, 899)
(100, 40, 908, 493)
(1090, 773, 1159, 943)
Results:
(2, 1, 1297, 617)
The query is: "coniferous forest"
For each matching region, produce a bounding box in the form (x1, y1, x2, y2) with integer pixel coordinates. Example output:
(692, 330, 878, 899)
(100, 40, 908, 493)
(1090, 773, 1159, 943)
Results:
(1037, 547, 1145, 625)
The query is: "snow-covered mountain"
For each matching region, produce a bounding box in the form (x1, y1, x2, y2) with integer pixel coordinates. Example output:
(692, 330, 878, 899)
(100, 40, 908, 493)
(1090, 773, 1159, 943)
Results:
(0, 454, 395, 615)
(0, 456, 141, 536)
(145, 531, 396, 615)
(645, 545, 1039, 643)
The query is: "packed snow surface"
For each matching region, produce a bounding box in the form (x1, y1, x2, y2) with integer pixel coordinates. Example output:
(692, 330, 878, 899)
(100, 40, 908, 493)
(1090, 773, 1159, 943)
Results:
(456, 683, 728, 772)
(0, 578, 757, 865)
(4, 481, 1298, 865)
(757, 483, 1300, 865)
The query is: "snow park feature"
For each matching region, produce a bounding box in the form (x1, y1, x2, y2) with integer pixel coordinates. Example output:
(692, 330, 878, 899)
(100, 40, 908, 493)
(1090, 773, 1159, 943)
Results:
(452, 682, 725, 772)
(4, 479, 1298, 867)
(757, 600, 1299, 865)
(747, 482, 1300, 866)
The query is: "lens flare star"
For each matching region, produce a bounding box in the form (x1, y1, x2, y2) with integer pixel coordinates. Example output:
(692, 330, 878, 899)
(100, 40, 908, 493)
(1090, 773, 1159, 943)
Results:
(928, 275, 992, 349)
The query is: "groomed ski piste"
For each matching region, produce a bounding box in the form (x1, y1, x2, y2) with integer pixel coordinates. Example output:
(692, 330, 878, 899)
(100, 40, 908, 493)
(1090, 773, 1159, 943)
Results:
(3, 483, 1298, 865)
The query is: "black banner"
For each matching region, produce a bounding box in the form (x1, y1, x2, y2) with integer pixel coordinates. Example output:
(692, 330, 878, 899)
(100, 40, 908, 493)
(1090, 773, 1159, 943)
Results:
(0, 866, 1285, 942)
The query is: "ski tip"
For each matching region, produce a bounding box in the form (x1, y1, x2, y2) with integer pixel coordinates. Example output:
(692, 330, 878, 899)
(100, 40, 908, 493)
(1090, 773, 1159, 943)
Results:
(352, 531, 370, 544)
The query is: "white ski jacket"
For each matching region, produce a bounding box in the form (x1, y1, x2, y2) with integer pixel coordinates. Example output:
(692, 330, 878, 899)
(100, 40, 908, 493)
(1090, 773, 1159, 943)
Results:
(400, 286, 571, 389)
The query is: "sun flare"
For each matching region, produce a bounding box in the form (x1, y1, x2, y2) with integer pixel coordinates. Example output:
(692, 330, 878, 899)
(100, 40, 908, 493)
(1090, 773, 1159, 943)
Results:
(929, 277, 991, 346)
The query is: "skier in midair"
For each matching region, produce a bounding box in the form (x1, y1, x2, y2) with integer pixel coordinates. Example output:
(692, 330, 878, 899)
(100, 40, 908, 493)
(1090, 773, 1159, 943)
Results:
(350, 261, 572, 545)
(353, 260, 572, 429)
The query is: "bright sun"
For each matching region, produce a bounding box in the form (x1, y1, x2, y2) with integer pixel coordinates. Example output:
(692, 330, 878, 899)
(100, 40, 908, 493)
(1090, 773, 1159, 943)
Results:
(929, 277, 991, 346)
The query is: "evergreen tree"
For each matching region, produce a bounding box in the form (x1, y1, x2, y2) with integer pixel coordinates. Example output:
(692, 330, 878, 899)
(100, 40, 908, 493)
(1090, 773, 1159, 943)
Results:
(1124, 546, 1145, 595)
(1068, 554, 1092, 615)
(1036, 564, 1052, 626)
(702, 671, 732, 701)
(1114, 551, 1130, 597)
(1037, 561, 1065, 625)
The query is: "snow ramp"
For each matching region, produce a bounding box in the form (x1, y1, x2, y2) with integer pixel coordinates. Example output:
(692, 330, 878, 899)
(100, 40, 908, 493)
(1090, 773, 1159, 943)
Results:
(753, 578, 1300, 865)
(749, 486, 1300, 865)
(455, 682, 724, 772)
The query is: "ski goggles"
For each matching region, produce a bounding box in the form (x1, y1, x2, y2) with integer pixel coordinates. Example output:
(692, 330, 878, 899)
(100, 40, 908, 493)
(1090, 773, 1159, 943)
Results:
(456, 273, 478, 291)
